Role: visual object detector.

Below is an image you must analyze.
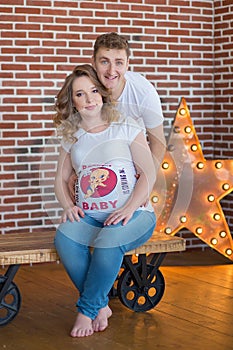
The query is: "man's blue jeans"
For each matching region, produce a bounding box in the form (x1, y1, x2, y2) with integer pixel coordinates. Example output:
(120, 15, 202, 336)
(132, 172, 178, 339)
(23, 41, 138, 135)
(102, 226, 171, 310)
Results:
(54, 210, 156, 320)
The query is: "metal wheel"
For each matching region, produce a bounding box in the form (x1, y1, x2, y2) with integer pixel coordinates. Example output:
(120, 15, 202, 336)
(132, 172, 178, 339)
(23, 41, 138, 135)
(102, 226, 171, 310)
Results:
(0, 276, 21, 326)
(117, 264, 165, 312)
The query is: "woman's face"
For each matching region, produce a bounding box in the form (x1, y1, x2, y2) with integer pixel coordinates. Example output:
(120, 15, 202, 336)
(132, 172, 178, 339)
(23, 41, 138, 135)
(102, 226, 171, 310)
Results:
(72, 75, 103, 118)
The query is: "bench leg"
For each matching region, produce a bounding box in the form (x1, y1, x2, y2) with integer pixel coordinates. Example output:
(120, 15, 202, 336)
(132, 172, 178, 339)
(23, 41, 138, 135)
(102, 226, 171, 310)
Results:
(0, 264, 22, 327)
(116, 253, 166, 312)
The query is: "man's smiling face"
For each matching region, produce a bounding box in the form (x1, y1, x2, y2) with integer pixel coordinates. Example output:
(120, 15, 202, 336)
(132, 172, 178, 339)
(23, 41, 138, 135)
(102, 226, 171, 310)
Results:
(92, 48, 129, 94)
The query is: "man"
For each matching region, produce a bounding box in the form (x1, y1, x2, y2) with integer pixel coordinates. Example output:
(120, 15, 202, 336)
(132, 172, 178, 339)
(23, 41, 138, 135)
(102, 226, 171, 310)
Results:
(68, 32, 166, 200)
(92, 32, 166, 174)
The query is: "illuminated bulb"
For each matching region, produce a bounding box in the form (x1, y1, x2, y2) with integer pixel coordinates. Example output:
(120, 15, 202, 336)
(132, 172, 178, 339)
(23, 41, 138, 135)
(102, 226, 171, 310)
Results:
(151, 196, 158, 203)
(179, 108, 186, 116)
(215, 162, 222, 169)
(219, 231, 227, 238)
(184, 126, 192, 133)
(180, 216, 187, 223)
(196, 227, 203, 234)
(191, 144, 198, 152)
(162, 162, 169, 169)
(225, 248, 232, 256)
(196, 162, 204, 169)
(207, 194, 215, 202)
(211, 238, 218, 245)
(222, 183, 230, 191)
(165, 227, 172, 234)
(213, 213, 221, 221)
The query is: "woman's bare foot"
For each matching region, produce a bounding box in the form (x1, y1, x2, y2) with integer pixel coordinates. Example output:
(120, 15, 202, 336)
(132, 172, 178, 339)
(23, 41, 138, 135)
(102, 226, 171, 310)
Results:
(92, 305, 112, 332)
(70, 313, 94, 337)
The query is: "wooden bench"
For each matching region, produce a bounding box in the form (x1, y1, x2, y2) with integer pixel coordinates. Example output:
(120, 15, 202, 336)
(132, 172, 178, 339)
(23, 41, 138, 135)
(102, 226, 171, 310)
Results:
(0, 230, 185, 327)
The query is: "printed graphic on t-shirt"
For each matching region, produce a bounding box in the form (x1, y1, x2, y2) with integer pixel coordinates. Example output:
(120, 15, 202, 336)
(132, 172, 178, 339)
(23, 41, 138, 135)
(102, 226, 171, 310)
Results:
(80, 167, 117, 198)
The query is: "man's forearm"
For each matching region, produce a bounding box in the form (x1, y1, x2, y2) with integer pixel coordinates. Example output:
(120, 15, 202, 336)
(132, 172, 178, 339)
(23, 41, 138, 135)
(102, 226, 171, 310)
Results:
(147, 127, 166, 175)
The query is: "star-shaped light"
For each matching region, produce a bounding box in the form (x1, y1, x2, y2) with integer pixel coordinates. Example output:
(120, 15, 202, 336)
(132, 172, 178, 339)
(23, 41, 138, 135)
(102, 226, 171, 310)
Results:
(151, 97, 233, 261)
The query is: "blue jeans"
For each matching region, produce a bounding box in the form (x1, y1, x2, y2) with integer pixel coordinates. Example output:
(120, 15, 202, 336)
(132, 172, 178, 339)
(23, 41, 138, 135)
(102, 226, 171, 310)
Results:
(54, 210, 156, 320)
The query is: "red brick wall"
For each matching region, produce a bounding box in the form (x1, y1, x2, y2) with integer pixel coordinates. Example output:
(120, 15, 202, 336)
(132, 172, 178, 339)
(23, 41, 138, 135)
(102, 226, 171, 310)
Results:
(0, 1, 232, 250)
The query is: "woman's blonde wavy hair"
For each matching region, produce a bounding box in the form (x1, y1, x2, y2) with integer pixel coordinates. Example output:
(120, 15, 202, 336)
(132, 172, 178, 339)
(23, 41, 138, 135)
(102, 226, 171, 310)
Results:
(54, 64, 120, 142)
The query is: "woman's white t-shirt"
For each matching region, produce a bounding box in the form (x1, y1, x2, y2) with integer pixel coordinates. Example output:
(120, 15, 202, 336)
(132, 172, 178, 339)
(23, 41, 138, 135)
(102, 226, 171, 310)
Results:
(61, 117, 154, 222)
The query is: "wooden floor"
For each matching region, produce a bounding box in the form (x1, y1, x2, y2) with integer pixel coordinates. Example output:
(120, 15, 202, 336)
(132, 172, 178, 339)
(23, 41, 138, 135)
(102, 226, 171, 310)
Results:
(0, 250, 232, 350)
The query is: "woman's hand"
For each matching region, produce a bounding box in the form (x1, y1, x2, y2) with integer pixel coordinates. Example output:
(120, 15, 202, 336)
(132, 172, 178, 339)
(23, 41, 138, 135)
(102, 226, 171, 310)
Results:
(60, 205, 85, 223)
(104, 206, 135, 226)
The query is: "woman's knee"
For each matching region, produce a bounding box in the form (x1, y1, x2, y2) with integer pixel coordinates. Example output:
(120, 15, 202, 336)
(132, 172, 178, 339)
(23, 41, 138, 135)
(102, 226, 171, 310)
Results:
(54, 229, 74, 256)
(94, 211, 156, 249)
(116, 211, 156, 253)
(55, 217, 102, 247)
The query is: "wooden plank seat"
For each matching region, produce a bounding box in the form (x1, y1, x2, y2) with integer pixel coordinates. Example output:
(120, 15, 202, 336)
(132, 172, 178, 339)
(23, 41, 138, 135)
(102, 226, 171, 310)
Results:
(0, 230, 185, 327)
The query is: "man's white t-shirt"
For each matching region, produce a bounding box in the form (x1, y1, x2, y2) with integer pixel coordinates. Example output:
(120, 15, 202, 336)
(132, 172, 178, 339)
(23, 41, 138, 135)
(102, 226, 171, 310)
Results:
(62, 117, 154, 222)
(118, 71, 164, 129)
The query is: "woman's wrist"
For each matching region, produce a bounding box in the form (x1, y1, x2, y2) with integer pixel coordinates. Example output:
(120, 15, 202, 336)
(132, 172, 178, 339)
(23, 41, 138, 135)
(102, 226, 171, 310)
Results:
(63, 202, 76, 211)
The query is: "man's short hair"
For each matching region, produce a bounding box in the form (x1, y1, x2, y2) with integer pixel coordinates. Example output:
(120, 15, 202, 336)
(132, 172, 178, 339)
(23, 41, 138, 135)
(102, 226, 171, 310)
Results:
(93, 32, 130, 59)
